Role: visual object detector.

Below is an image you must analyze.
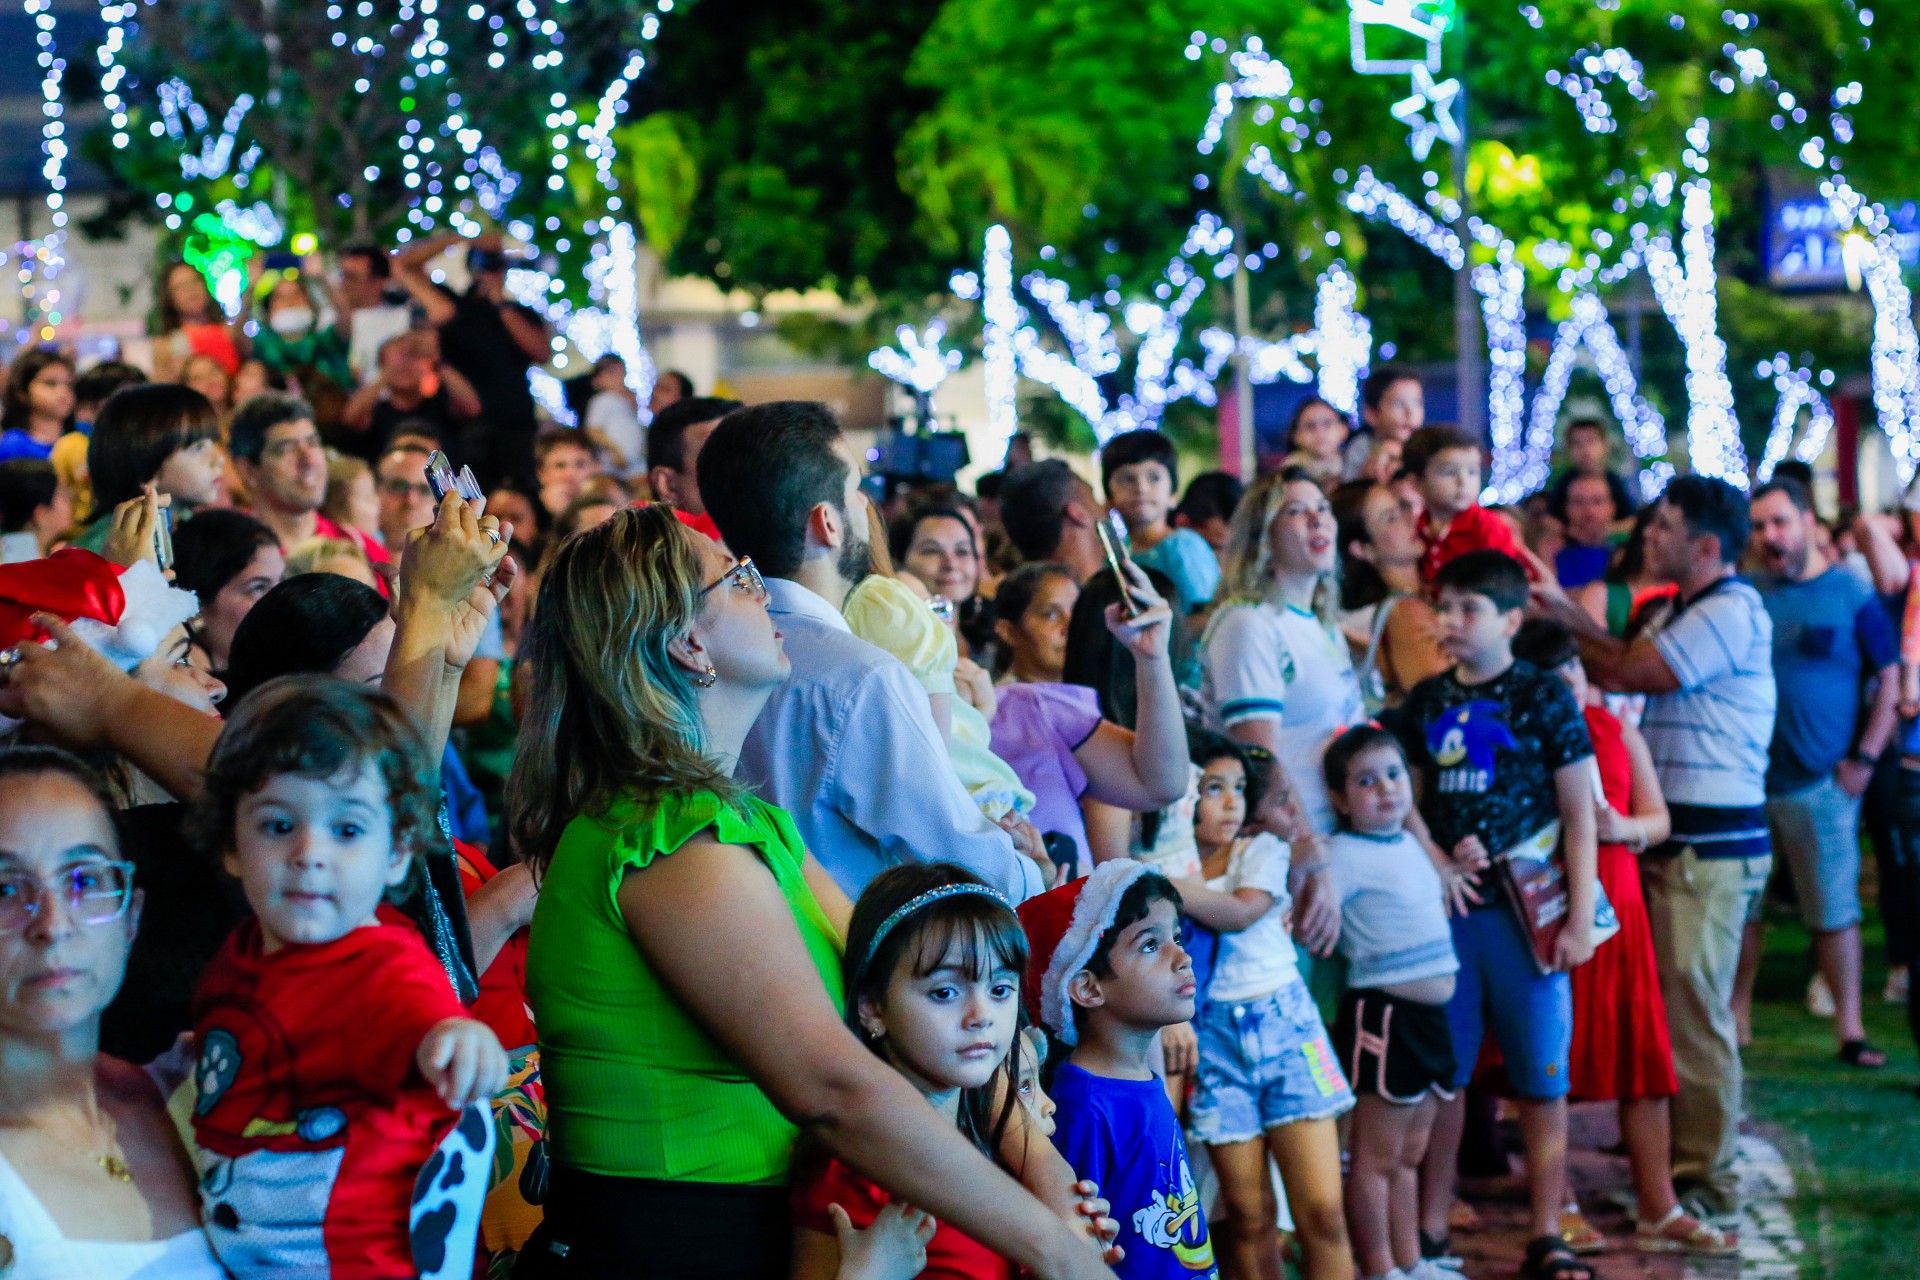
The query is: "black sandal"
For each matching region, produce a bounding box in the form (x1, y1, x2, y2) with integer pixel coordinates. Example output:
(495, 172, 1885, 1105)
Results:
(1523, 1235, 1596, 1280)
(1419, 1229, 1455, 1261)
(1839, 1039, 1887, 1068)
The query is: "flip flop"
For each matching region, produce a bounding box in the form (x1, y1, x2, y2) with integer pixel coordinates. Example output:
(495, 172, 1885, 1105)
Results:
(1839, 1039, 1887, 1068)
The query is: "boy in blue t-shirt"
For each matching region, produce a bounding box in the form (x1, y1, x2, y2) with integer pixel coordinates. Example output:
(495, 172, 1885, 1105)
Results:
(1395, 549, 1598, 1280)
(1019, 861, 1217, 1280)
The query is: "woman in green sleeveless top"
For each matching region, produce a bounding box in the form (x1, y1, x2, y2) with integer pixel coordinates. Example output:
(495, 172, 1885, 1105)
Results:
(508, 505, 1115, 1280)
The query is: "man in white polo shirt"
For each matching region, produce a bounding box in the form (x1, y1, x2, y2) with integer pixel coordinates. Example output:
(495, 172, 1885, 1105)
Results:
(1530, 474, 1776, 1224)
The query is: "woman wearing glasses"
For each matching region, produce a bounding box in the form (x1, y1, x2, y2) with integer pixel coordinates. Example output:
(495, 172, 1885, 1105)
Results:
(0, 746, 225, 1278)
(510, 505, 1116, 1280)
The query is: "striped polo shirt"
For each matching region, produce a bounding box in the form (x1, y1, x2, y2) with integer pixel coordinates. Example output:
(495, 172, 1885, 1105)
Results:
(1642, 575, 1777, 857)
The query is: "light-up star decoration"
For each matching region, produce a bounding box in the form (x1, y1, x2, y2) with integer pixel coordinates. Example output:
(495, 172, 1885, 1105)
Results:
(1390, 67, 1461, 161)
(869, 319, 965, 409)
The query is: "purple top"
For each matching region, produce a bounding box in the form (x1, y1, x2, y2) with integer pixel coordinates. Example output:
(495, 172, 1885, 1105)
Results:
(991, 682, 1105, 875)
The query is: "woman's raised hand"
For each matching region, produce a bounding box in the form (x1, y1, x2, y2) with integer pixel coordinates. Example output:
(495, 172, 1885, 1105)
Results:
(399, 493, 516, 670)
(1102, 560, 1172, 660)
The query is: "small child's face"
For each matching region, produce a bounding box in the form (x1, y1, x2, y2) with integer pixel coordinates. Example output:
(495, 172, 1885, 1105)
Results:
(1107, 460, 1175, 531)
(1015, 1027, 1057, 1136)
(1418, 447, 1482, 520)
(1435, 586, 1520, 667)
(1336, 743, 1413, 835)
(1568, 426, 1610, 474)
(862, 935, 1021, 1093)
(1365, 378, 1424, 441)
(1193, 757, 1248, 849)
(1292, 402, 1350, 461)
(1072, 898, 1195, 1030)
(225, 761, 408, 953)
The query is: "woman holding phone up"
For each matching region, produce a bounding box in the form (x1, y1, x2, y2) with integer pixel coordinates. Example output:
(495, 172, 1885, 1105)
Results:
(988, 559, 1191, 875)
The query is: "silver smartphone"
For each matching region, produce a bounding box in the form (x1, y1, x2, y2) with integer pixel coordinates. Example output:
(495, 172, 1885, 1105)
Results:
(1096, 511, 1143, 619)
(423, 451, 485, 505)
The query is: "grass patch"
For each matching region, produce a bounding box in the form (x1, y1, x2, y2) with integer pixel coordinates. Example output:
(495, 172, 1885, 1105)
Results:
(1744, 909, 1920, 1278)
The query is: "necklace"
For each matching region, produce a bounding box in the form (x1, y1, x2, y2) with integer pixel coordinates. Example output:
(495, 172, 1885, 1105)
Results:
(96, 1152, 133, 1182)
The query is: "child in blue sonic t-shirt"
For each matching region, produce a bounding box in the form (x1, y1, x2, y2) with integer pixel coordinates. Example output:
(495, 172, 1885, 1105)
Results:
(1395, 549, 1599, 1280)
(1019, 862, 1218, 1280)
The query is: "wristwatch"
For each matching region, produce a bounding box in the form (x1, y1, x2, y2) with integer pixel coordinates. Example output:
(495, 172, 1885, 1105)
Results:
(1847, 749, 1881, 767)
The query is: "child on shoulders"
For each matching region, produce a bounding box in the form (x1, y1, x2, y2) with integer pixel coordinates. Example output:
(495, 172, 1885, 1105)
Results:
(1322, 725, 1460, 1280)
(1402, 426, 1521, 590)
(188, 677, 507, 1280)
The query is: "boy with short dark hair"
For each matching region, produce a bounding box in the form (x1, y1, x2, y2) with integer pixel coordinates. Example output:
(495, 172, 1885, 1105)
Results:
(1101, 429, 1220, 615)
(1395, 549, 1598, 1280)
(1401, 425, 1521, 587)
(1020, 861, 1218, 1280)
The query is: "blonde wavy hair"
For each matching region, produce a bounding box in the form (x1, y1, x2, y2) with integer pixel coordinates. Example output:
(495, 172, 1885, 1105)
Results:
(506, 504, 740, 875)
(1211, 465, 1341, 631)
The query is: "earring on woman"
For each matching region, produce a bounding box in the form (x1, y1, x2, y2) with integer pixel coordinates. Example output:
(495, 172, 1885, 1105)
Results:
(693, 664, 717, 689)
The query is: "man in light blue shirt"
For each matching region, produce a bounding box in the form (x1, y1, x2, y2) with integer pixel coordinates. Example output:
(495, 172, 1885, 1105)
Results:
(699, 401, 1045, 902)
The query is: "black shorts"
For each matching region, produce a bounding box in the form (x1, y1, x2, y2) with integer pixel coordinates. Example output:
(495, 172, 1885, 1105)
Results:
(1333, 988, 1457, 1104)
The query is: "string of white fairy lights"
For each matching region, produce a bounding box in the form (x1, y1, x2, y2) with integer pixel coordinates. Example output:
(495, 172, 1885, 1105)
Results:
(14, 0, 70, 342)
(1753, 354, 1837, 484)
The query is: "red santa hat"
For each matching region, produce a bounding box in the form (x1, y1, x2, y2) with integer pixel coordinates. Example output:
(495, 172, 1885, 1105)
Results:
(0, 548, 200, 670)
(1017, 859, 1155, 1046)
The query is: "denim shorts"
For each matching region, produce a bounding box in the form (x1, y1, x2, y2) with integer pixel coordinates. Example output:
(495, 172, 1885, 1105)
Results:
(1446, 905, 1572, 1100)
(1766, 775, 1864, 932)
(1188, 980, 1354, 1146)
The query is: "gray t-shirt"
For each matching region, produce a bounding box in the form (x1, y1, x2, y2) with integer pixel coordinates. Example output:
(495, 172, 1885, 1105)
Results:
(1643, 576, 1776, 808)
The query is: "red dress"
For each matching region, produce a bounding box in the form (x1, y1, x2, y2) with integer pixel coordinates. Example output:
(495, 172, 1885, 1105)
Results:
(791, 1148, 1012, 1280)
(1570, 706, 1678, 1101)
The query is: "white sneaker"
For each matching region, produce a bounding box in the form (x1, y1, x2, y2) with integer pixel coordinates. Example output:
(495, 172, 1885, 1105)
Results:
(1406, 1260, 1466, 1279)
(1886, 965, 1910, 1006)
(1807, 972, 1837, 1018)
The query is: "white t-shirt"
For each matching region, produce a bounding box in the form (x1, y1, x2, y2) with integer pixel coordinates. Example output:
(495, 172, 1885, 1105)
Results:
(346, 304, 414, 386)
(1201, 601, 1365, 836)
(584, 389, 645, 476)
(1202, 832, 1300, 1003)
(1643, 577, 1776, 807)
(1328, 829, 1458, 990)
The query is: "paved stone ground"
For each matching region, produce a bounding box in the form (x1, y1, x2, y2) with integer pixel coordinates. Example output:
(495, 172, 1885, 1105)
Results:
(1446, 1103, 1806, 1279)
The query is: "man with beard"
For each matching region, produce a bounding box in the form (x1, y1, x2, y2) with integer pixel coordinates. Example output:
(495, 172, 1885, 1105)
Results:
(231, 392, 390, 577)
(699, 401, 1043, 901)
(1750, 476, 1897, 1069)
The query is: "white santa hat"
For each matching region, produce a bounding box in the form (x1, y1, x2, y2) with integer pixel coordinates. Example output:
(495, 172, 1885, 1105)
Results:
(0, 548, 200, 670)
(1016, 859, 1157, 1046)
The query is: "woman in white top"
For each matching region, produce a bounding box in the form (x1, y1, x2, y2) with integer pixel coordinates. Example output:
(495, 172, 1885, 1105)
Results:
(1201, 465, 1364, 956)
(0, 747, 224, 1280)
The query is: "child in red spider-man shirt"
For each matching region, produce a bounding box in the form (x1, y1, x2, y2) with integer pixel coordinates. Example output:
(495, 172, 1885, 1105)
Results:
(188, 676, 507, 1280)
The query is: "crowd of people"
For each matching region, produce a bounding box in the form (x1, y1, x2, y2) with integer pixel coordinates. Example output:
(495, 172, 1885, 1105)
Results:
(0, 255, 1915, 1280)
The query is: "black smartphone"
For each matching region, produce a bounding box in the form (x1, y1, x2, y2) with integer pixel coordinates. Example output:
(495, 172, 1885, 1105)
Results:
(1042, 832, 1080, 876)
(153, 504, 174, 572)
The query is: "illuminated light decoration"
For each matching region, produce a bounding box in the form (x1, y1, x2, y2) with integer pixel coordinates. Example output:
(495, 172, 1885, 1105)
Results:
(1753, 354, 1837, 484)
(1345, 169, 1540, 497)
(1388, 66, 1461, 161)
(869, 319, 964, 403)
(96, 0, 131, 151)
(1822, 177, 1920, 482)
(1310, 262, 1371, 414)
(949, 224, 1021, 458)
(22, 0, 67, 290)
(1528, 291, 1672, 498)
(1635, 123, 1745, 487)
(1348, 0, 1449, 74)
(1546, 46, 1650, 134)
